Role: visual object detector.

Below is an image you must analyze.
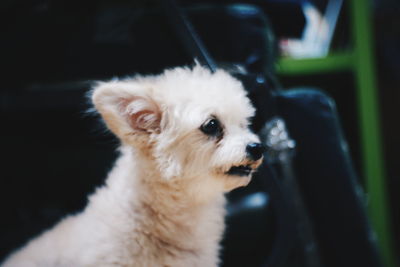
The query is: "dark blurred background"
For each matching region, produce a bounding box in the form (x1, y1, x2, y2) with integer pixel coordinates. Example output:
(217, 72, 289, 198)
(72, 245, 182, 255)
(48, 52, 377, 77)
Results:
(0, 0, 399, 266)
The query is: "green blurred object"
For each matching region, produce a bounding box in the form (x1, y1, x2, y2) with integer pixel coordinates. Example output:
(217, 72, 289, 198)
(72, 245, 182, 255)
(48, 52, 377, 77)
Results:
(277, 52, 354, 75)
(276, 0, 397, 266)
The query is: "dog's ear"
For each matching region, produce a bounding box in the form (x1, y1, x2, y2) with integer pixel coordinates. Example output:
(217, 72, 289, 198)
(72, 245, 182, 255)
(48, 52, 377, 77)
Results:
(91, 81, 161, 138)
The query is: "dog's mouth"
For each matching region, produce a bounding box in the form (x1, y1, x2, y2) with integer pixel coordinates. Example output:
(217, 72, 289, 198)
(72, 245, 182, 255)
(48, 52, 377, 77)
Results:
(226, 165, 253, 177)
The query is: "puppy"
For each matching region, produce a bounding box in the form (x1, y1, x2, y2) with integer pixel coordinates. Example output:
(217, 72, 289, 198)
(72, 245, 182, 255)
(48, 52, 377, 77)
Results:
(3, 65, 263, 267)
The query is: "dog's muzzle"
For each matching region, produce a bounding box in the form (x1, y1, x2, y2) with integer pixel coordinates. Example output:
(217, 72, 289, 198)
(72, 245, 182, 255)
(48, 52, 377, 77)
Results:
(224, 143, 265, 177)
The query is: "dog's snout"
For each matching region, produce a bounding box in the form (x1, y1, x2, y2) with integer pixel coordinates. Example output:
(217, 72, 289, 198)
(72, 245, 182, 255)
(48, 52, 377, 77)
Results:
(246, 143, 265, 161)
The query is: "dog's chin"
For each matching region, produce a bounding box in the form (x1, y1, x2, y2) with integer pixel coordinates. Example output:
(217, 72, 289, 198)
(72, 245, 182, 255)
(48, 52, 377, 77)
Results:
(214, 159, 263, 192)
(221, 174, 252, 192)
(217, 164, 254, 192)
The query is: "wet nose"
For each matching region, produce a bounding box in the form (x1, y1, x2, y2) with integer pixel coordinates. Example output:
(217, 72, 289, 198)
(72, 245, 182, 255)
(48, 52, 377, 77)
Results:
(246, 143, 265, 161)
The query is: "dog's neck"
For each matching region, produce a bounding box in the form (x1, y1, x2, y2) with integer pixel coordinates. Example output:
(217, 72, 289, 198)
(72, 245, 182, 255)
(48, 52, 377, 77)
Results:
(89, 146, 226, 262)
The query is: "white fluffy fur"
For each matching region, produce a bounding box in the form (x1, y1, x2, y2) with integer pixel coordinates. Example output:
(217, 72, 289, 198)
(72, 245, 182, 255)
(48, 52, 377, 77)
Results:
(2, 65, 262, 267)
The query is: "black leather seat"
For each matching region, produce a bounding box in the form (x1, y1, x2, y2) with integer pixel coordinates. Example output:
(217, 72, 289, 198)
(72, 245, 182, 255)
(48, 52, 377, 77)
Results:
(221, 89, 382, 267)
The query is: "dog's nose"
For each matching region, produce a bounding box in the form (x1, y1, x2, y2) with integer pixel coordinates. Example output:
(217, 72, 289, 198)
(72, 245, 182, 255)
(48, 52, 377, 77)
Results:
(246, 143, 265, 161)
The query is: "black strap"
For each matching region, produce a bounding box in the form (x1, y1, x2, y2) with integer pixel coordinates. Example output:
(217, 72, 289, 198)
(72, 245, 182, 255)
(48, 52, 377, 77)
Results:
(161, 0, 217, 72)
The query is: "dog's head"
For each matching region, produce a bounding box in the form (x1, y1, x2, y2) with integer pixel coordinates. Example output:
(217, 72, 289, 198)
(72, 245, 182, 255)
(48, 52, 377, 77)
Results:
(92, 65, 263, 194)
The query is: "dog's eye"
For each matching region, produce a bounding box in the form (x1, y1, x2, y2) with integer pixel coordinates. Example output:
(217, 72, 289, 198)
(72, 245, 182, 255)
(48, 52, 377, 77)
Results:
(200, 118, 223, 137)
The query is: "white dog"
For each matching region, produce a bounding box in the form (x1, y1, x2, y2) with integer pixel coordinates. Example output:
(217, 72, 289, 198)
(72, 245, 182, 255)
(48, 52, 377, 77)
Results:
(2, 65, 264, 267)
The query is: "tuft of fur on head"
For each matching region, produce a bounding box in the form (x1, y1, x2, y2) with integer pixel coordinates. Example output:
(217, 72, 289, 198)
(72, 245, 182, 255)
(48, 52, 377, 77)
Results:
(92, 64, 262, 201)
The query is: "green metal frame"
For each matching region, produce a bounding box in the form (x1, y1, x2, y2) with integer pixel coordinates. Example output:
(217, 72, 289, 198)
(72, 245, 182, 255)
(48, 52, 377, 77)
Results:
(275, 1, 397, 266)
